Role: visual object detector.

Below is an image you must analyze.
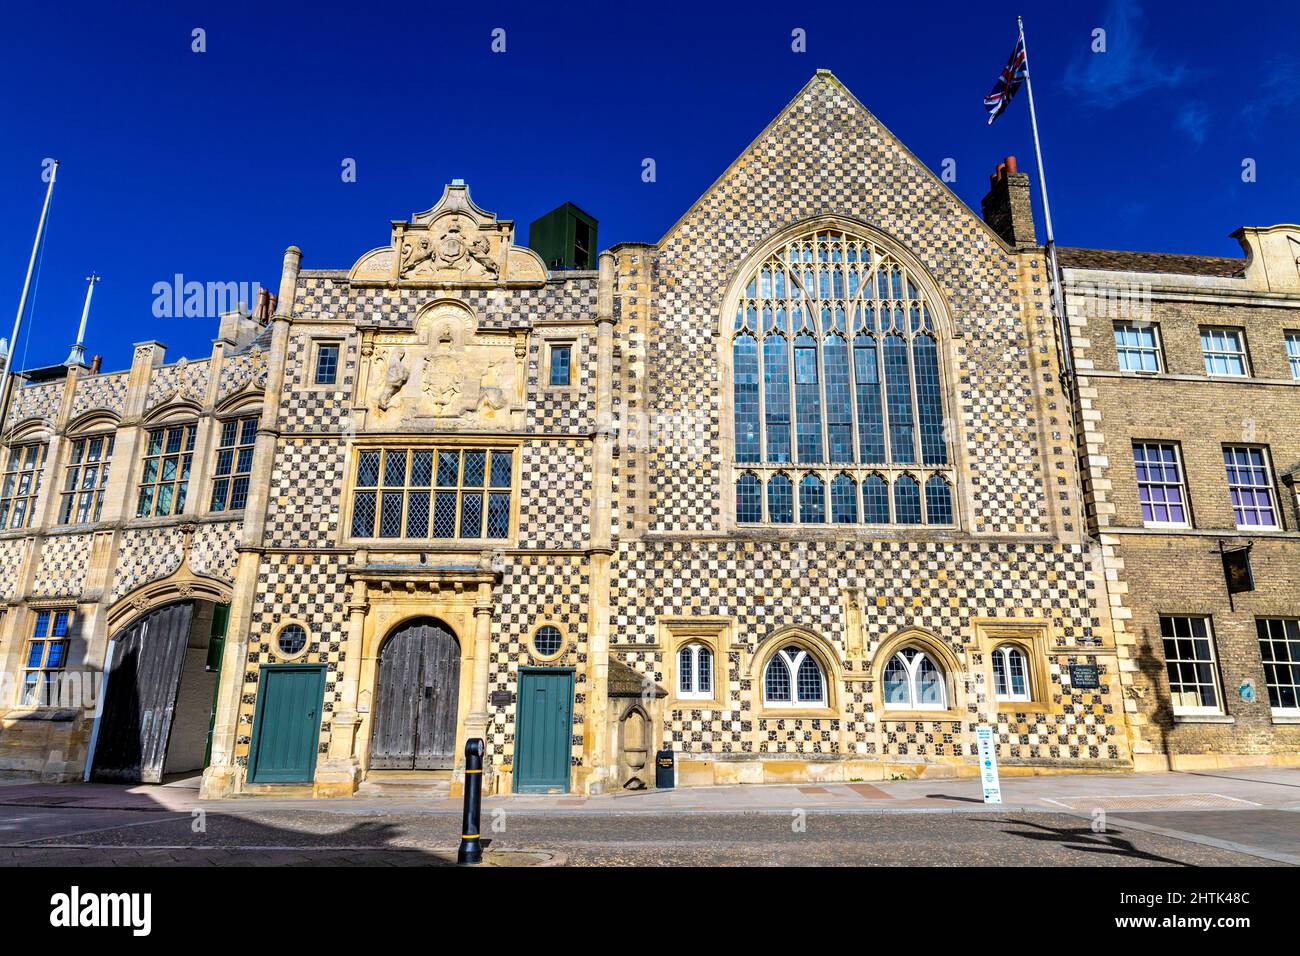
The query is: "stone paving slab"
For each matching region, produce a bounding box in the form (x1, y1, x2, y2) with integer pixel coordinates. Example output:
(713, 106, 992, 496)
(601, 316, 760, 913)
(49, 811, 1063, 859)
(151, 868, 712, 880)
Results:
(1108, 810, 1300, 866)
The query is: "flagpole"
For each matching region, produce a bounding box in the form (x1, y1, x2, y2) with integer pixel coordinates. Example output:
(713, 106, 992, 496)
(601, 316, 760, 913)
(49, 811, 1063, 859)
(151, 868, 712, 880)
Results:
(1, 160, 59, 428)
(1017, 17, 1073, 379)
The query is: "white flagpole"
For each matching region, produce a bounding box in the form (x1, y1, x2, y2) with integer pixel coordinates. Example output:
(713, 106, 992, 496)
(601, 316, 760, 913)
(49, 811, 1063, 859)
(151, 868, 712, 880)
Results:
(1, 160, 59, 423)
(1017, 17, 1073, 379)
(66, 272, 100, 367)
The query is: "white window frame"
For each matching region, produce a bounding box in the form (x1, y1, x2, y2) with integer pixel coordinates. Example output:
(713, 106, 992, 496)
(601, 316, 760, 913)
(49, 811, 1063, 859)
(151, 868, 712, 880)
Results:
(991, 645, 1032, 702)
(1200, 327, 1249, 377)
(762, 646, 826, 708)
(1133, 441, 1191, 529)
(1113, 321, 1162, 373)
(676, 642, 714, 700)
(882, 647, 947, 711)
(1286, 332, 1300, 381)
(1256, 618, 1300, 717)
(1160, 615, 1225, 716)
(1223, 445, 1281, 531)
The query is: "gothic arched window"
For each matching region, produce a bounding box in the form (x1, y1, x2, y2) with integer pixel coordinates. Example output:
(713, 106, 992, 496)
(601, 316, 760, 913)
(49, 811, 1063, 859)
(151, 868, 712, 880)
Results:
(731, 228, 955, 526)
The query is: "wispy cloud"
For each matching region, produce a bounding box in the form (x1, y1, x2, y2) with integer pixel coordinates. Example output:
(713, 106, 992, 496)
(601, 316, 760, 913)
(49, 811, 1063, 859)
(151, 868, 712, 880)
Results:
(1243, 59, 1300, 128)
(1175, 104, 1210, 145)
(1063, 1, 1191, 108)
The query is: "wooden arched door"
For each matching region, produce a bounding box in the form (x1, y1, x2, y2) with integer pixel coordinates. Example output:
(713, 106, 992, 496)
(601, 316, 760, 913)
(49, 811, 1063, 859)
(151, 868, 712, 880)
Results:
(369, 619, 461, 770)
(91, 601, 195, 783)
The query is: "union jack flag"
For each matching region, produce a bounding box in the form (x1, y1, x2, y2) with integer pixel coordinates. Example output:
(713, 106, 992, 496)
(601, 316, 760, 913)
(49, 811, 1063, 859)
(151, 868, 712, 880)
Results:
(984, 33, 1027, 124)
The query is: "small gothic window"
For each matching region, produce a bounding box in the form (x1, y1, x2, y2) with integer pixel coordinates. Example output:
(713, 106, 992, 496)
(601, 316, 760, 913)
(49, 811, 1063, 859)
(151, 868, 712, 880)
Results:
(992, 645, 1031, 702)
(763, 645, 826, 707)
(882, 647, 946, 710)
(677, 643, 714, 699)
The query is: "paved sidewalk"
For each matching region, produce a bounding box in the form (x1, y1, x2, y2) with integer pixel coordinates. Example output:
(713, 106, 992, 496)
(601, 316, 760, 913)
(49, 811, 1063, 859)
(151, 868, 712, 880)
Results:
(0, 766, 1296, 815)
(0, 767, 1295, 866)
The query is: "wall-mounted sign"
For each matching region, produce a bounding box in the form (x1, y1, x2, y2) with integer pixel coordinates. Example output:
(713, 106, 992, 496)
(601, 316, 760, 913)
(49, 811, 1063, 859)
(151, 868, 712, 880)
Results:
(975, 725, 1002, 805)
(1220, 541, 1255, 595)
(489, 691, 514, 707)
(1069, 664, 1101, 689)
(1238, 679, 1256, 703)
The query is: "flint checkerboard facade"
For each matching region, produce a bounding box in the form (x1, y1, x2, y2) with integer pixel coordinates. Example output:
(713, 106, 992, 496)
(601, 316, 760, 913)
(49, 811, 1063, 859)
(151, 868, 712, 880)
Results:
(1, 71, 1295, 794)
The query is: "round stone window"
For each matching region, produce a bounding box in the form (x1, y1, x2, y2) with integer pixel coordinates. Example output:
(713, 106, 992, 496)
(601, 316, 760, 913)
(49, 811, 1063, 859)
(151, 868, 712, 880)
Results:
(533, 625, 563, 659)
(277, 624, 308, 658)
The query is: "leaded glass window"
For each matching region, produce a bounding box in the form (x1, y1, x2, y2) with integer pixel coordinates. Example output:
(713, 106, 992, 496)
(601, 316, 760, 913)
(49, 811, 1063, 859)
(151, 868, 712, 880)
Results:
(136, 424, 195, 518)
(731, 228, 954, 526)
(763, 646, 826, 707)
(21, 609, 72, 707)
(351, 447, 513, 540)
(991, 645, 1031, 702)
(882, 647, 946, 710)
(0, 442, 48, 530)
(210, 415, 258, 512)
(59, 435, 113, 525)
(677, 642, 714, 700)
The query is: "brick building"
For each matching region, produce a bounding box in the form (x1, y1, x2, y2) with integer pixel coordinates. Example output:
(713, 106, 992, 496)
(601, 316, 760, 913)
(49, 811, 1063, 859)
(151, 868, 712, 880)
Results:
(1062, 227, 1300, 770)
(0, 72, 1293, 796)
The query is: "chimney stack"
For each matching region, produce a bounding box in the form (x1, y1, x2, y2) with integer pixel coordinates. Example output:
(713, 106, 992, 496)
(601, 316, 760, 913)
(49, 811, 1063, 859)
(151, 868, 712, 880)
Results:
(981, 155, 1037, 249)
(90, 354, 102, 374)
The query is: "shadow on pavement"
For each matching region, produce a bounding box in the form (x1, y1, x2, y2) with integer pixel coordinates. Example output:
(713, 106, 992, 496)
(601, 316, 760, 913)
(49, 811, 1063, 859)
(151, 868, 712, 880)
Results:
(982, 815, 1192, 866)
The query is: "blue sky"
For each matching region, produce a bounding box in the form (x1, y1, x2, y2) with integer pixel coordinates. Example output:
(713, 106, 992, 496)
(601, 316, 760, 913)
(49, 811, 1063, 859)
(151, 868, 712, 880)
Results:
(2, 0, 1297, 373)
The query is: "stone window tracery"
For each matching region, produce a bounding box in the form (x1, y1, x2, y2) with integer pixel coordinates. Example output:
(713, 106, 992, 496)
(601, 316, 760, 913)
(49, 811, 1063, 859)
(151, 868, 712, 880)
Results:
(763, 645, 826, 708)
(731, 228, 954, 526)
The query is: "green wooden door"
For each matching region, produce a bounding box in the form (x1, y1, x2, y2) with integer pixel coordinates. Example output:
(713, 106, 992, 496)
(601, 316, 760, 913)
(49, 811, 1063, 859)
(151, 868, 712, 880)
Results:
(514, 669, 574, 793)
(247, 666, 325, 784)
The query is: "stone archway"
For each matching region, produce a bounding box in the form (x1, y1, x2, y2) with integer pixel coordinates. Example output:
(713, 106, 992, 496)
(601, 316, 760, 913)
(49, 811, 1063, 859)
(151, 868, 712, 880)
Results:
(368, 618, 462, 770)
(90, 599, 223, 783)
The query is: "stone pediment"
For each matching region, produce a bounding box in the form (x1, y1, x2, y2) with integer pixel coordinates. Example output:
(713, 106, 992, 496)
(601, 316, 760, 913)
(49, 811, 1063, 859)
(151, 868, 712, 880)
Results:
(349, 182, 547, 288)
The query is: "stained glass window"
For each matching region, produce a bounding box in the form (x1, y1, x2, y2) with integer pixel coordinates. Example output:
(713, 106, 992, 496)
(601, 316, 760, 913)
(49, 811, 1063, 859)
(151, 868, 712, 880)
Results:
(731, 228, 954, 526)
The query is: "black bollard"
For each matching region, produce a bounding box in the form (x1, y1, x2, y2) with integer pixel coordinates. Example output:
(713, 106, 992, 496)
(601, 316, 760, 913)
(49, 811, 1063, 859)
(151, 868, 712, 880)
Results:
(457, 737, 485, 865)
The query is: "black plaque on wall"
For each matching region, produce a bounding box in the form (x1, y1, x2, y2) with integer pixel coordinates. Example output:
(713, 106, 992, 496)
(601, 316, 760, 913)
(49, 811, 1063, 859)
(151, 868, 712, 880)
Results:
(1068, 664, 1100, 689)
(489, 691, 514, 707)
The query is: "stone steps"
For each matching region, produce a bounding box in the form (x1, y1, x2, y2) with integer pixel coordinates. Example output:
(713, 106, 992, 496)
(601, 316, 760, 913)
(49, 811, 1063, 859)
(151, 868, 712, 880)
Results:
(356, 772, 453, 798)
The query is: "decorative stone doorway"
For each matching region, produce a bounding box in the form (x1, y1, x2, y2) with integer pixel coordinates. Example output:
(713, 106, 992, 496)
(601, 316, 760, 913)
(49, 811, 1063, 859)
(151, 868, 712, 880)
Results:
(369, 618, 461, 770)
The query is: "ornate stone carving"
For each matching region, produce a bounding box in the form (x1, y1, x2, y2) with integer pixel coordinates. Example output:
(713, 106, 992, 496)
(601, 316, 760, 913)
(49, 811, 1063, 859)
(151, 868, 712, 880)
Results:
(364, 302, 523, 431)
(348, 182, 546, 288)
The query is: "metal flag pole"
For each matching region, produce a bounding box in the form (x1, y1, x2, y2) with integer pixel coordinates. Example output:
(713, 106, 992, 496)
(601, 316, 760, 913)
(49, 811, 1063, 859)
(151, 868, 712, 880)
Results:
(1, 160, 59, 425)
(1017, 17, 1073, 380)
(65, 272, 100, 367)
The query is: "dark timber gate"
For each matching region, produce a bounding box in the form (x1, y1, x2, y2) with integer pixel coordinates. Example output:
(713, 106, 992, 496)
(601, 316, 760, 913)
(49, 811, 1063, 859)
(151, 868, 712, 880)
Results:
(91, 601, 195, 784)
(369, 619, 460, 770)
